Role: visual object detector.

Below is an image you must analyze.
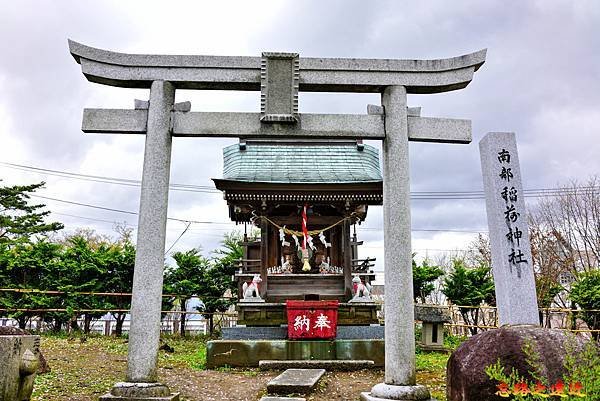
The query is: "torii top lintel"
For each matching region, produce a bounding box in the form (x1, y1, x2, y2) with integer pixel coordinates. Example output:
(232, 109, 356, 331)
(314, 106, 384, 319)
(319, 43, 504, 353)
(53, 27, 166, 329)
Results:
(68, 40, 486, 94)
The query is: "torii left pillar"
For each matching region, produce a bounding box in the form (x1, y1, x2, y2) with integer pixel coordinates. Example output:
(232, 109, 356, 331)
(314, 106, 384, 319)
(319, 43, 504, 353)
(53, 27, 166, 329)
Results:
(101, 81, 179, 401)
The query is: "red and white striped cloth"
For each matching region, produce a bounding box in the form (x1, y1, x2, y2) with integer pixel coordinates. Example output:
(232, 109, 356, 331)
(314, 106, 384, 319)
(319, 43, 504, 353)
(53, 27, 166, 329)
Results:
(302, 204, 309, 250)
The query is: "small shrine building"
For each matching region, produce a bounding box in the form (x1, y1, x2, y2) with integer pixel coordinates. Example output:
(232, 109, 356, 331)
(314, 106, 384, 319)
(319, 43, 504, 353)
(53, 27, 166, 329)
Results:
(213, 139, 381, 326)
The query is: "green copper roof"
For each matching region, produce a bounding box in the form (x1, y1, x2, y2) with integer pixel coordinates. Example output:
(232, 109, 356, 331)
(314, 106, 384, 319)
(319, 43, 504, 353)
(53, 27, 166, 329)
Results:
(222, 142, 382, 184)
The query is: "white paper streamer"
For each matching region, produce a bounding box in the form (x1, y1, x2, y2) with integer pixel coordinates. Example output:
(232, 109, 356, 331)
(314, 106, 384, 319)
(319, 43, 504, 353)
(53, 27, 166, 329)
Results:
(292, 234, 300, 249)
(279, 226, 291, 247)
(318, 231, 331, 248)
(307, 235, 316, 251)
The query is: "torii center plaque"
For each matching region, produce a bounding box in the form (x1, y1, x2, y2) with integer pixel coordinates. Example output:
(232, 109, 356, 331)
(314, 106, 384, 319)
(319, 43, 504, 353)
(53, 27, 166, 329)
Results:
(69, 40, 485, 401)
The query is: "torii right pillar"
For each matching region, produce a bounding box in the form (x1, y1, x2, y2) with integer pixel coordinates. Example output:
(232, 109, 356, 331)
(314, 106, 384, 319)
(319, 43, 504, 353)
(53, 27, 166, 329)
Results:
(361, 86, 434, 401)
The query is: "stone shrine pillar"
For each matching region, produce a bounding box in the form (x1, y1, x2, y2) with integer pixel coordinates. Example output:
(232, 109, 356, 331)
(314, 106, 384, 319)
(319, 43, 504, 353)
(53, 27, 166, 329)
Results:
(479, 132, 539, 326)
(362, 86, 433, 400)
(127, 80, 175, 383)
(382, 86, 414, 385)
(102, 81, 179, 401)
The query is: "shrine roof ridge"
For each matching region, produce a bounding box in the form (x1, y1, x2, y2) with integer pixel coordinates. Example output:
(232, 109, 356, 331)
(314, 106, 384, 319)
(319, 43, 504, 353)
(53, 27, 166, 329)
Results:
(68, 40, 486, 93)
(219, 142, 382, 184)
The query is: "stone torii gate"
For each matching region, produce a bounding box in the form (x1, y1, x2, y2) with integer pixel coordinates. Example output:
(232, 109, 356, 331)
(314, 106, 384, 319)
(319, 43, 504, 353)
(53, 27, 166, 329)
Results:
(69, 40, 485, 401)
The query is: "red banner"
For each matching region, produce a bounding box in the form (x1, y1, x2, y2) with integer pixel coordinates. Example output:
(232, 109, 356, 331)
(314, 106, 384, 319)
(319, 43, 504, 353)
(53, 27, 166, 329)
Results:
(286, 300, 339, 340)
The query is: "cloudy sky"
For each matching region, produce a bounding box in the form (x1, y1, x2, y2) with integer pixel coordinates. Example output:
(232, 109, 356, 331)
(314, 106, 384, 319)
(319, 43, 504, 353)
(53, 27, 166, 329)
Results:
(1, 1, 598, 278)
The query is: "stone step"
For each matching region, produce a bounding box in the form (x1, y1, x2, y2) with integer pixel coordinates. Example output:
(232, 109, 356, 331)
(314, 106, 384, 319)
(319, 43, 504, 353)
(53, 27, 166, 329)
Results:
(260, 359, 375, 371)
(259, 397, 306, 401)
(266, 368, 325, 395)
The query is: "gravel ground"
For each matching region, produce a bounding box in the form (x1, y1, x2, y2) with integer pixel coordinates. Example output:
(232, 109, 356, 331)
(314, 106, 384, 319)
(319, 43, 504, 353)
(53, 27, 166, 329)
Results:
(32, 335, 445, 401)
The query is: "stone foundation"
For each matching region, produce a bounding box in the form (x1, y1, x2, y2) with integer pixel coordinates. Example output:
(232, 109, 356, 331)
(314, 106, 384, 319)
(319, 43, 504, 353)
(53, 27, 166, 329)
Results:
(206, 339, 384, 368)
(99, 382, 179, 401)
(222, 325, 384, 340)
(360, 384, 436, 400)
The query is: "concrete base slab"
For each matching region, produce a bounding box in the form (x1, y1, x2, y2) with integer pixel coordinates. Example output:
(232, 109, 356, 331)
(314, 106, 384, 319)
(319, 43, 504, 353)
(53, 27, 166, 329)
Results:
(259, 359, 374, 371)
(222, 325, 384, 340)
(360, 383, 435, 401)
(99, 382, 179, 401)
(260, 397, 306, 401)
(100, 394, 180, 401)
(207, 339, 384, 368)
(267, 368, 325, 395)
(360, 393, 436, 401)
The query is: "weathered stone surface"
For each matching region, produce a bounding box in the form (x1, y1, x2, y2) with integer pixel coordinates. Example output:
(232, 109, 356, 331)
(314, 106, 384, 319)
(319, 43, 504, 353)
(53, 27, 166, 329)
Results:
(381, 85, 415, 386)
(99, 395, 179, 401)
(127, 80, 175, 384)
(414, 305, 451, 323)
(260, 397, 305, 401)
(100, 382, 179, 401)
(267, 368, 325, 395)
(69, 40, 486, 93)
(84, 108, 471, 144)
(0, 335, 41, 401)
(222, 326, 287, 340)
(110, 382, 171, 397)
(236, 302, 380, 326)
(259, 359, 374, 370)
(206, 339, 384, 368)
(0, 326, 50, 373)
(361, 383, 435, 400)
(260, 52, 299, 123)
(480, 132, 539, 326)
(446, 325, 584, 401)
(221, 325, 384, 340)
(336, 325, 384, 339)
(407, 116, 471, 144)
(360, 393, 435, 400)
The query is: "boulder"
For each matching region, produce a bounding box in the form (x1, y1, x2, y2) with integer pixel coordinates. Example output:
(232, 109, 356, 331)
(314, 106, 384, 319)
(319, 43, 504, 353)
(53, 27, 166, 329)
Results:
(0, 326, 51, 373)
(447, 325, 584, 401)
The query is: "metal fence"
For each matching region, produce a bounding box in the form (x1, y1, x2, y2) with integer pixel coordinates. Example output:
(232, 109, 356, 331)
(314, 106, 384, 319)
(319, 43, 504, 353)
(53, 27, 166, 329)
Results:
(2, 288, 599, 336)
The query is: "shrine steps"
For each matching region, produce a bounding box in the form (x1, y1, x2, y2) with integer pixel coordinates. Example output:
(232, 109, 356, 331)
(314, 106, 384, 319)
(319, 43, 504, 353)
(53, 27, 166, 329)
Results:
(266, 368, 325, 395)
(259, 359, 375, 371)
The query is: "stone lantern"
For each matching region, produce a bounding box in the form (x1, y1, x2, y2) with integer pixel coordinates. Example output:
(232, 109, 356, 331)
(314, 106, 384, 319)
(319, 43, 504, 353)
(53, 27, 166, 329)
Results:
(414, 305, 452, 352)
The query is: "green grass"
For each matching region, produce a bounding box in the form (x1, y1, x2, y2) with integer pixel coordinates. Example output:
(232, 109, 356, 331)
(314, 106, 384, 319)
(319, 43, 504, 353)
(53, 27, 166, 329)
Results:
(157, 335, 208, 370)
(416, 351, 449, 372)
(32, 333, 209, 401)
(416, 343, 452, 401)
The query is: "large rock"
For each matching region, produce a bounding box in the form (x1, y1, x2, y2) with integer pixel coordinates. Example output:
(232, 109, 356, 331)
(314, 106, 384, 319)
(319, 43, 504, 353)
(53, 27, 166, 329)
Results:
(0, 326, 50, 374)
(447, 325, 584, 401)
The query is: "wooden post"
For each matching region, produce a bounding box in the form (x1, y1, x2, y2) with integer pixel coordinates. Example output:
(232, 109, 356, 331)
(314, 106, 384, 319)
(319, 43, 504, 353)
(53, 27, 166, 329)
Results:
(342, 218, 353, 299)
(260, 218, 269, 298)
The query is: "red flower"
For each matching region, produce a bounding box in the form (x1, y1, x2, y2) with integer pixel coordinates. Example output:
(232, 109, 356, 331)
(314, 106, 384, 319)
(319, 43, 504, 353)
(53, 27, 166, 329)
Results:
(496, 381, 510, 398)
(568, 381, 586, 397)
(513, 381, 530, 395)
(549, 380, 568, 398)
(531, 381, 549, 397)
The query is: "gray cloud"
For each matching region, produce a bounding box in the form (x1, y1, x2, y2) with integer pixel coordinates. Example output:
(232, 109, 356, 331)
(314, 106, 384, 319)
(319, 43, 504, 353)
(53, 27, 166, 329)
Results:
(0, 1, 598, 261)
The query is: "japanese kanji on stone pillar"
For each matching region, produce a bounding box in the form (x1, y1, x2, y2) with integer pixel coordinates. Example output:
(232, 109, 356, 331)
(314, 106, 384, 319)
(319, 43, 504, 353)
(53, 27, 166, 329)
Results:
(69, 40, 485, 401)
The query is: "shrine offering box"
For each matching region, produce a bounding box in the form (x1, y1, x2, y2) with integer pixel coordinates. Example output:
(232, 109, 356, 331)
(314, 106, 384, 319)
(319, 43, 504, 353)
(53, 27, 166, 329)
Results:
(286, 300, 339, 340)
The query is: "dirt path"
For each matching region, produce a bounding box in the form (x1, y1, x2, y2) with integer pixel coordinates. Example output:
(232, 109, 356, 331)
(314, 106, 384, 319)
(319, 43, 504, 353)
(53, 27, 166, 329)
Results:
(34, 336, 445, 401)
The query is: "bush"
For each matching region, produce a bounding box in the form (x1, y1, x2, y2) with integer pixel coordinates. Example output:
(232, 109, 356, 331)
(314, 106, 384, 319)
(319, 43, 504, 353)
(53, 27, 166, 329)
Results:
(570, 270, 600, 340)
